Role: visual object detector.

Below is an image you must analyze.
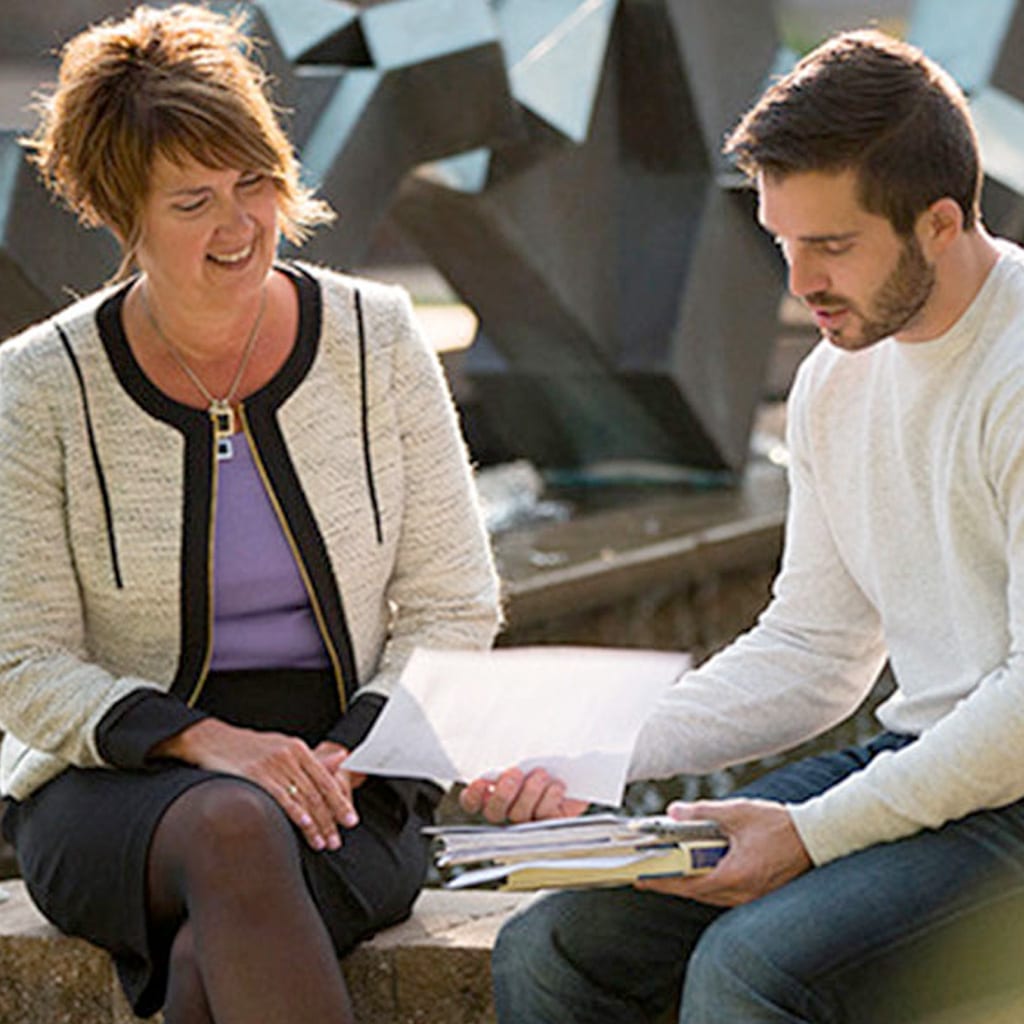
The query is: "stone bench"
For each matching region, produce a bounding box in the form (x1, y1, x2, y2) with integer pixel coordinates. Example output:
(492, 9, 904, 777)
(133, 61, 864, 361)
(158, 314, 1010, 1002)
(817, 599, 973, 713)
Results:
(0, 880, 529, 1023)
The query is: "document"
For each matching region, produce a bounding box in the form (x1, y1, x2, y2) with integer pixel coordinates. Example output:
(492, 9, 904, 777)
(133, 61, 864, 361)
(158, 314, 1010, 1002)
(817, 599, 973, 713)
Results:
(343, 646, 690, 806)
(424, 813, 728, 891)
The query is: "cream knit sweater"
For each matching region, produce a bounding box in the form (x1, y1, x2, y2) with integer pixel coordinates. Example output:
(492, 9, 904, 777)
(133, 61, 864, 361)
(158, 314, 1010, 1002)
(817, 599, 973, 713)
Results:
(0, 263, 500, 801)
(631, 240, 1024, 865)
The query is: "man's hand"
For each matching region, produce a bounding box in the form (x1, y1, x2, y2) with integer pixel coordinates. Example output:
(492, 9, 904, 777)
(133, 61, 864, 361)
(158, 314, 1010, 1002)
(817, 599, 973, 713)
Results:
(460, 767, 589, 823)
(634, 798, 812, 907)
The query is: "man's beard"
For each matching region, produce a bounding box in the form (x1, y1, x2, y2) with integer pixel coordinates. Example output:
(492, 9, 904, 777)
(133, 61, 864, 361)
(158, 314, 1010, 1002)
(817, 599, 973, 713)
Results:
(809, 235, 936, 351)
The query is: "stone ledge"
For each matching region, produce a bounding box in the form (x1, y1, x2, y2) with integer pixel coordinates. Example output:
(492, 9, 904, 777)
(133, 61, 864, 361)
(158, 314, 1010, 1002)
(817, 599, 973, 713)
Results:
(0, 880, 529, 1024)
(494, 461, 787, 632)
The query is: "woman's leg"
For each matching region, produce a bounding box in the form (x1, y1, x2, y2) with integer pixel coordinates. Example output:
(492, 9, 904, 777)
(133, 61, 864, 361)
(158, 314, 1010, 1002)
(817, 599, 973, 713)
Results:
(146, 778, 355, 1024)
(163, 922, 212, 1024)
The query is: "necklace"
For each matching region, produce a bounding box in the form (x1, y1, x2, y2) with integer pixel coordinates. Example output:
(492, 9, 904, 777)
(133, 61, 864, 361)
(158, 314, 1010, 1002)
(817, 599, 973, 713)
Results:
(141, 283, 267, 461)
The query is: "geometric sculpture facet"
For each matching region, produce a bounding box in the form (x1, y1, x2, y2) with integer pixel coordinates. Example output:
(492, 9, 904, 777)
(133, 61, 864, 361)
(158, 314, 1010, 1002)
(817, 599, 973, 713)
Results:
(1, 0, 787, 473)
(910, 0, 1024, 242)
(0, 130, 119, 340)
(34, 2, 1024, 475)
(7, 0, 1024, 472)
(394, 0, 785, 471)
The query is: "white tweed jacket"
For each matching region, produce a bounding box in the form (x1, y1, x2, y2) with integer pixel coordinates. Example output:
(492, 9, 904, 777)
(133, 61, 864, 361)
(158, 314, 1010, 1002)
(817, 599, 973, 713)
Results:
(0, 262, 500, 800)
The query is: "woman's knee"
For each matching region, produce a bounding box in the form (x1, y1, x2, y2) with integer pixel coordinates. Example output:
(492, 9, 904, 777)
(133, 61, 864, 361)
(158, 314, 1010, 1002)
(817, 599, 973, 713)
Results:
(153, 781, 308, 929)
(184, 779, 288, 838)
(161, 780, 297, 878)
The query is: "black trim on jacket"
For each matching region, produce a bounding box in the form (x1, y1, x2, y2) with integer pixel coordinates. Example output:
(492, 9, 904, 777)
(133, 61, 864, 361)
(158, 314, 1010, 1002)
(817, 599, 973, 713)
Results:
(96, 283, 213, 701)
(354, 289, 384, 545)
(91, 263, 362, 707)
(56, 323, 125, 590)
(242, 264, 361, 706)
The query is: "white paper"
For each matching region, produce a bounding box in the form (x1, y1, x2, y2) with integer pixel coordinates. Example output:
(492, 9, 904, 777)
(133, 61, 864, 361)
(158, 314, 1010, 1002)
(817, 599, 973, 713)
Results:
(444, 852, 663, 890)
(344, 646, 689, 805)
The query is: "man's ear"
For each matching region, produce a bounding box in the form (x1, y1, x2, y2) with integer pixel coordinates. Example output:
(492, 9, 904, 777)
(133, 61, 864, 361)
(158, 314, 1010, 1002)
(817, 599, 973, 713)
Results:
(916, 197, 963, 258)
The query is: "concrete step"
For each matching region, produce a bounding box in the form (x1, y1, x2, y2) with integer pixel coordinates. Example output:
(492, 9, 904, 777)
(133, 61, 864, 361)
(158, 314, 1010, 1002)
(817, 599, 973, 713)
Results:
(0, 880, 528, 1023)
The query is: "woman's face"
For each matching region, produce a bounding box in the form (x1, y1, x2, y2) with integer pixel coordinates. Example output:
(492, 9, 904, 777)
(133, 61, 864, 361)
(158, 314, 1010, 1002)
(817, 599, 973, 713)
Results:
(134, 152, 281, 310)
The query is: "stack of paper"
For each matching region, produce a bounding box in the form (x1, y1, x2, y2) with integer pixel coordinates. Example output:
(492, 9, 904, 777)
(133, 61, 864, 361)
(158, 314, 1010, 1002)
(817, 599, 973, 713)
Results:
(425, 814, 728, 891)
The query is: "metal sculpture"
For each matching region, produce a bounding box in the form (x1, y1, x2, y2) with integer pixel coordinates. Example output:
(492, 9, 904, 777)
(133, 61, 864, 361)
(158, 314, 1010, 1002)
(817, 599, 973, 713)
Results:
(392, 1, 784, 471)
(909, 0, 1024, 239)
(0, 130, 120, 340)
(5, 0, 1019, 470)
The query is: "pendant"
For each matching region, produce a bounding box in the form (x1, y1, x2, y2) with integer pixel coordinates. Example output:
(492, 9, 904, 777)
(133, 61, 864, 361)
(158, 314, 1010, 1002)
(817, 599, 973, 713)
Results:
(210, 400, 235, 462)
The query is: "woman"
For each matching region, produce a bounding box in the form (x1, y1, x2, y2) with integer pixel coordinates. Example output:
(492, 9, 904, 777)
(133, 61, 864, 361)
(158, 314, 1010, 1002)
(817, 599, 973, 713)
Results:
(0, 5, 500, 1021)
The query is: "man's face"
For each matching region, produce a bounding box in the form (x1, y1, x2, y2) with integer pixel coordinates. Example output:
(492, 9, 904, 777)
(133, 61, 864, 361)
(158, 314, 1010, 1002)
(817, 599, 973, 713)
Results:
(758, 168, 936, 351)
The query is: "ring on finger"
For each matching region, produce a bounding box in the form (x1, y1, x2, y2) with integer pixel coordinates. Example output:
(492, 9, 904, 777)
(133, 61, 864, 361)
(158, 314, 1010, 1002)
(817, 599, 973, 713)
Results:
(286, 783, 300, 798)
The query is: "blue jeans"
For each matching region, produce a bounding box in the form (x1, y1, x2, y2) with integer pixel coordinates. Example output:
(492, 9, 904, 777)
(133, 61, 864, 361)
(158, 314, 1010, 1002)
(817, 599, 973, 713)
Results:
(492, 734, 1024, 1023)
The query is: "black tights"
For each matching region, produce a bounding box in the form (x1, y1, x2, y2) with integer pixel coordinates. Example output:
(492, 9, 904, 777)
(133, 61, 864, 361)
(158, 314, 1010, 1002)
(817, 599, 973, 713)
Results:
(146, 779, 355, 1024)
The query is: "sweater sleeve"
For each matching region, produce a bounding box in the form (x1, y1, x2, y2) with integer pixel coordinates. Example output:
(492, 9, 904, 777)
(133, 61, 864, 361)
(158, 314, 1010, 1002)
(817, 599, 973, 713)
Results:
(0, 325, 165, 773)
(629, 354, 887, 783)
(788, 365, 1024, 864)
(351, 286, 501, 698)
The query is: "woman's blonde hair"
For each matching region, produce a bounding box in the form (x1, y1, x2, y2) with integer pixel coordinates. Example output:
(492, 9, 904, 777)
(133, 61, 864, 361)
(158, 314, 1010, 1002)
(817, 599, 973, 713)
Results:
(22, 3, 335, 279)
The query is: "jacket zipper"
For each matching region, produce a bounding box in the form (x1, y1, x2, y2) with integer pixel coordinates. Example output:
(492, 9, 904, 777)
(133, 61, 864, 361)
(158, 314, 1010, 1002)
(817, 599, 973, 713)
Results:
(235, 404, 348, 711)
(185, 424, 222, 707)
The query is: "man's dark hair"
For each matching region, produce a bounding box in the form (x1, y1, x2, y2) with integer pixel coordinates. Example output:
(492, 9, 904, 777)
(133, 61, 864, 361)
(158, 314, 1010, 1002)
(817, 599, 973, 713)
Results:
(724, 29, 981, 235)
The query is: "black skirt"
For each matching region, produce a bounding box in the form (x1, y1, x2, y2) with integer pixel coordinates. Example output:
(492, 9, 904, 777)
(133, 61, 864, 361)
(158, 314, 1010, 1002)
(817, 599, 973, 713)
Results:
(3, 669, 435, 1017)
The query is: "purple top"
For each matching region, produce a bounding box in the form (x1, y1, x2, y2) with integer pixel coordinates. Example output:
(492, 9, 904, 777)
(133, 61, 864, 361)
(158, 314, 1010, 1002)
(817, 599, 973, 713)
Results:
(210, 434, 329, 671)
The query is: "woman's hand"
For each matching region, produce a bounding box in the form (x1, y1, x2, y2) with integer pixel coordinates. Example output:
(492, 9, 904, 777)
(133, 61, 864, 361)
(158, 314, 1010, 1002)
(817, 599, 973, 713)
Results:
(460, 767, 589, 824)
(152, 719, 361, 852)
(313, 740, 367, 797)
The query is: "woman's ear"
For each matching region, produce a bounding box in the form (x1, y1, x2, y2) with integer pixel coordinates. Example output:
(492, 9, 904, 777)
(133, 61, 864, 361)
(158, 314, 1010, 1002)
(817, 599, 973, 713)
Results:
(916, 197, 963, 259)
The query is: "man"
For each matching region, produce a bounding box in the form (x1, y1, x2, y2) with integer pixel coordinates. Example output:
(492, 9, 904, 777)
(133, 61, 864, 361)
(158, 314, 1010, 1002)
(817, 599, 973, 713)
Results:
(478, 29, 1024, 1023)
